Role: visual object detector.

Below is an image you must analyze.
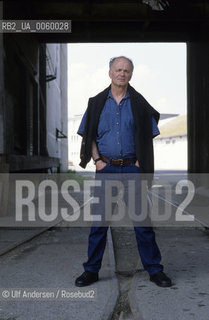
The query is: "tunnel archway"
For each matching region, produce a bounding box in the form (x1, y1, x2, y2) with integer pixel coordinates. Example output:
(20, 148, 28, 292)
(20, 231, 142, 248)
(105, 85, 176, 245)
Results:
(1, 0, 209, 176)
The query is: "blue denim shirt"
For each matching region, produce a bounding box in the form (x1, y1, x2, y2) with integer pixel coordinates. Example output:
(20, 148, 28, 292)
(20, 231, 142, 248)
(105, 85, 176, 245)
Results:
(78, 90, 160, 159)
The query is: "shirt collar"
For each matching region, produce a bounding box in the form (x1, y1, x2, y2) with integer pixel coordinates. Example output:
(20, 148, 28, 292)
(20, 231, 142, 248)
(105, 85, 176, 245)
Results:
(108, 90, 130, 100)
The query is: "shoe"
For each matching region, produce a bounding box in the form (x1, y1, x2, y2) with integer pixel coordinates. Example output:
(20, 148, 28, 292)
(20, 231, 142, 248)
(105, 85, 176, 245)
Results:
(150, 271, 172, 287)
(75, 271, 99, 287)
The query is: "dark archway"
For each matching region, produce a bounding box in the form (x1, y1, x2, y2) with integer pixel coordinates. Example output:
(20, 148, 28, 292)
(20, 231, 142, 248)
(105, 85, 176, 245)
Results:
(1, 0, 209, 174)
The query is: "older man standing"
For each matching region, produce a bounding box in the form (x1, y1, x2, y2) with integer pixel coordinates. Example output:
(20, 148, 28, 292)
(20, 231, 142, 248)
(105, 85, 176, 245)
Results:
(75, 56, 172, 288)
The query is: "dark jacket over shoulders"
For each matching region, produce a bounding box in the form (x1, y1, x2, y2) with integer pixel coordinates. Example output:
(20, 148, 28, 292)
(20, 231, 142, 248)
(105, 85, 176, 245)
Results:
(78, 84, 159, 174)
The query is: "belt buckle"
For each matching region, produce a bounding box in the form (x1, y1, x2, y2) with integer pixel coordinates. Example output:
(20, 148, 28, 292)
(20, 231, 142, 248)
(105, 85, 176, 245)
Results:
(118, 159, 124, 166)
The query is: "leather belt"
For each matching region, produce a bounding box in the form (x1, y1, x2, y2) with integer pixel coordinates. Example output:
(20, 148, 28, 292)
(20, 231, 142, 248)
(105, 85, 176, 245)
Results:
(100, 154, 136, 166)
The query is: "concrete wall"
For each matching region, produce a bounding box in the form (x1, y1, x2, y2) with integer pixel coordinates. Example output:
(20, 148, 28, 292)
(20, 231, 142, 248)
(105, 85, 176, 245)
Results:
(46, 44, 68, 171)
(4, 34, 39, 157)
(0, 2, 5, 155)
(60, 44, 68, 171)
(187, 42, 209, 174)
(1, 35, 68, 172)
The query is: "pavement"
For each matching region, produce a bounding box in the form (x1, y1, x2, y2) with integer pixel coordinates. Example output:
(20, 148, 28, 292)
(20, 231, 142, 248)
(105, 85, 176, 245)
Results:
(0, 174, 209, 320)
(0, 227, 118, 320)
(129, 227, 209, 320)
(1, 225, 209, 320)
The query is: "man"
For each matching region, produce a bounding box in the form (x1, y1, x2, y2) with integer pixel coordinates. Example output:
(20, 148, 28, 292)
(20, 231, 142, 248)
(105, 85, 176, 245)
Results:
(75, 56, 172, 288)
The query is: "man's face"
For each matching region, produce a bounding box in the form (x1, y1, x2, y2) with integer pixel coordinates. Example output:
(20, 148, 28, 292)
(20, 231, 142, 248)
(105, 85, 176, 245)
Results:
(109, 57, 133, 88)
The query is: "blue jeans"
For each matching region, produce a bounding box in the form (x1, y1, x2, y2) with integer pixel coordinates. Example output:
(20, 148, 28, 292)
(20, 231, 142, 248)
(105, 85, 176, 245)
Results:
(83, 162, 163, 275)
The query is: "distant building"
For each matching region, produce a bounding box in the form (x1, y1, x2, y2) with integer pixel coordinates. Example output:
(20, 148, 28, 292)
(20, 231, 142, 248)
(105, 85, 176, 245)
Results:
(68, 115, 94, 171)
(154, 115, 187, 170)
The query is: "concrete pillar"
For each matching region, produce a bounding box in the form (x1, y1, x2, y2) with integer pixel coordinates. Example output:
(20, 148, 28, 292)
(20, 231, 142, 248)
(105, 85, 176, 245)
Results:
(0, 3, 9, 216)
(0, 2, 5, 155)
(187, 42, 209, 176)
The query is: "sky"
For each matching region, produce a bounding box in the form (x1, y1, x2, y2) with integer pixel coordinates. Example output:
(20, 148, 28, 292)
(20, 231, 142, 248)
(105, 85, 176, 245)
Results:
(67, 43, 187, 118)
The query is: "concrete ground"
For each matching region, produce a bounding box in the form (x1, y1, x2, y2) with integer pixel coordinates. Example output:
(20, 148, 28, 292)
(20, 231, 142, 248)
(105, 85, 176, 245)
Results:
(0, 171, 209, 320)
(129, 227, 209, 320)
(1, 225, 209, 320)
(0, 227, 118, 320)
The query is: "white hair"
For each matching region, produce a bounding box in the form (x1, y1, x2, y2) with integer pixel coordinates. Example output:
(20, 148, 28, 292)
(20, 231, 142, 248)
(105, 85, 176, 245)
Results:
(109, 56, 134, 72)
